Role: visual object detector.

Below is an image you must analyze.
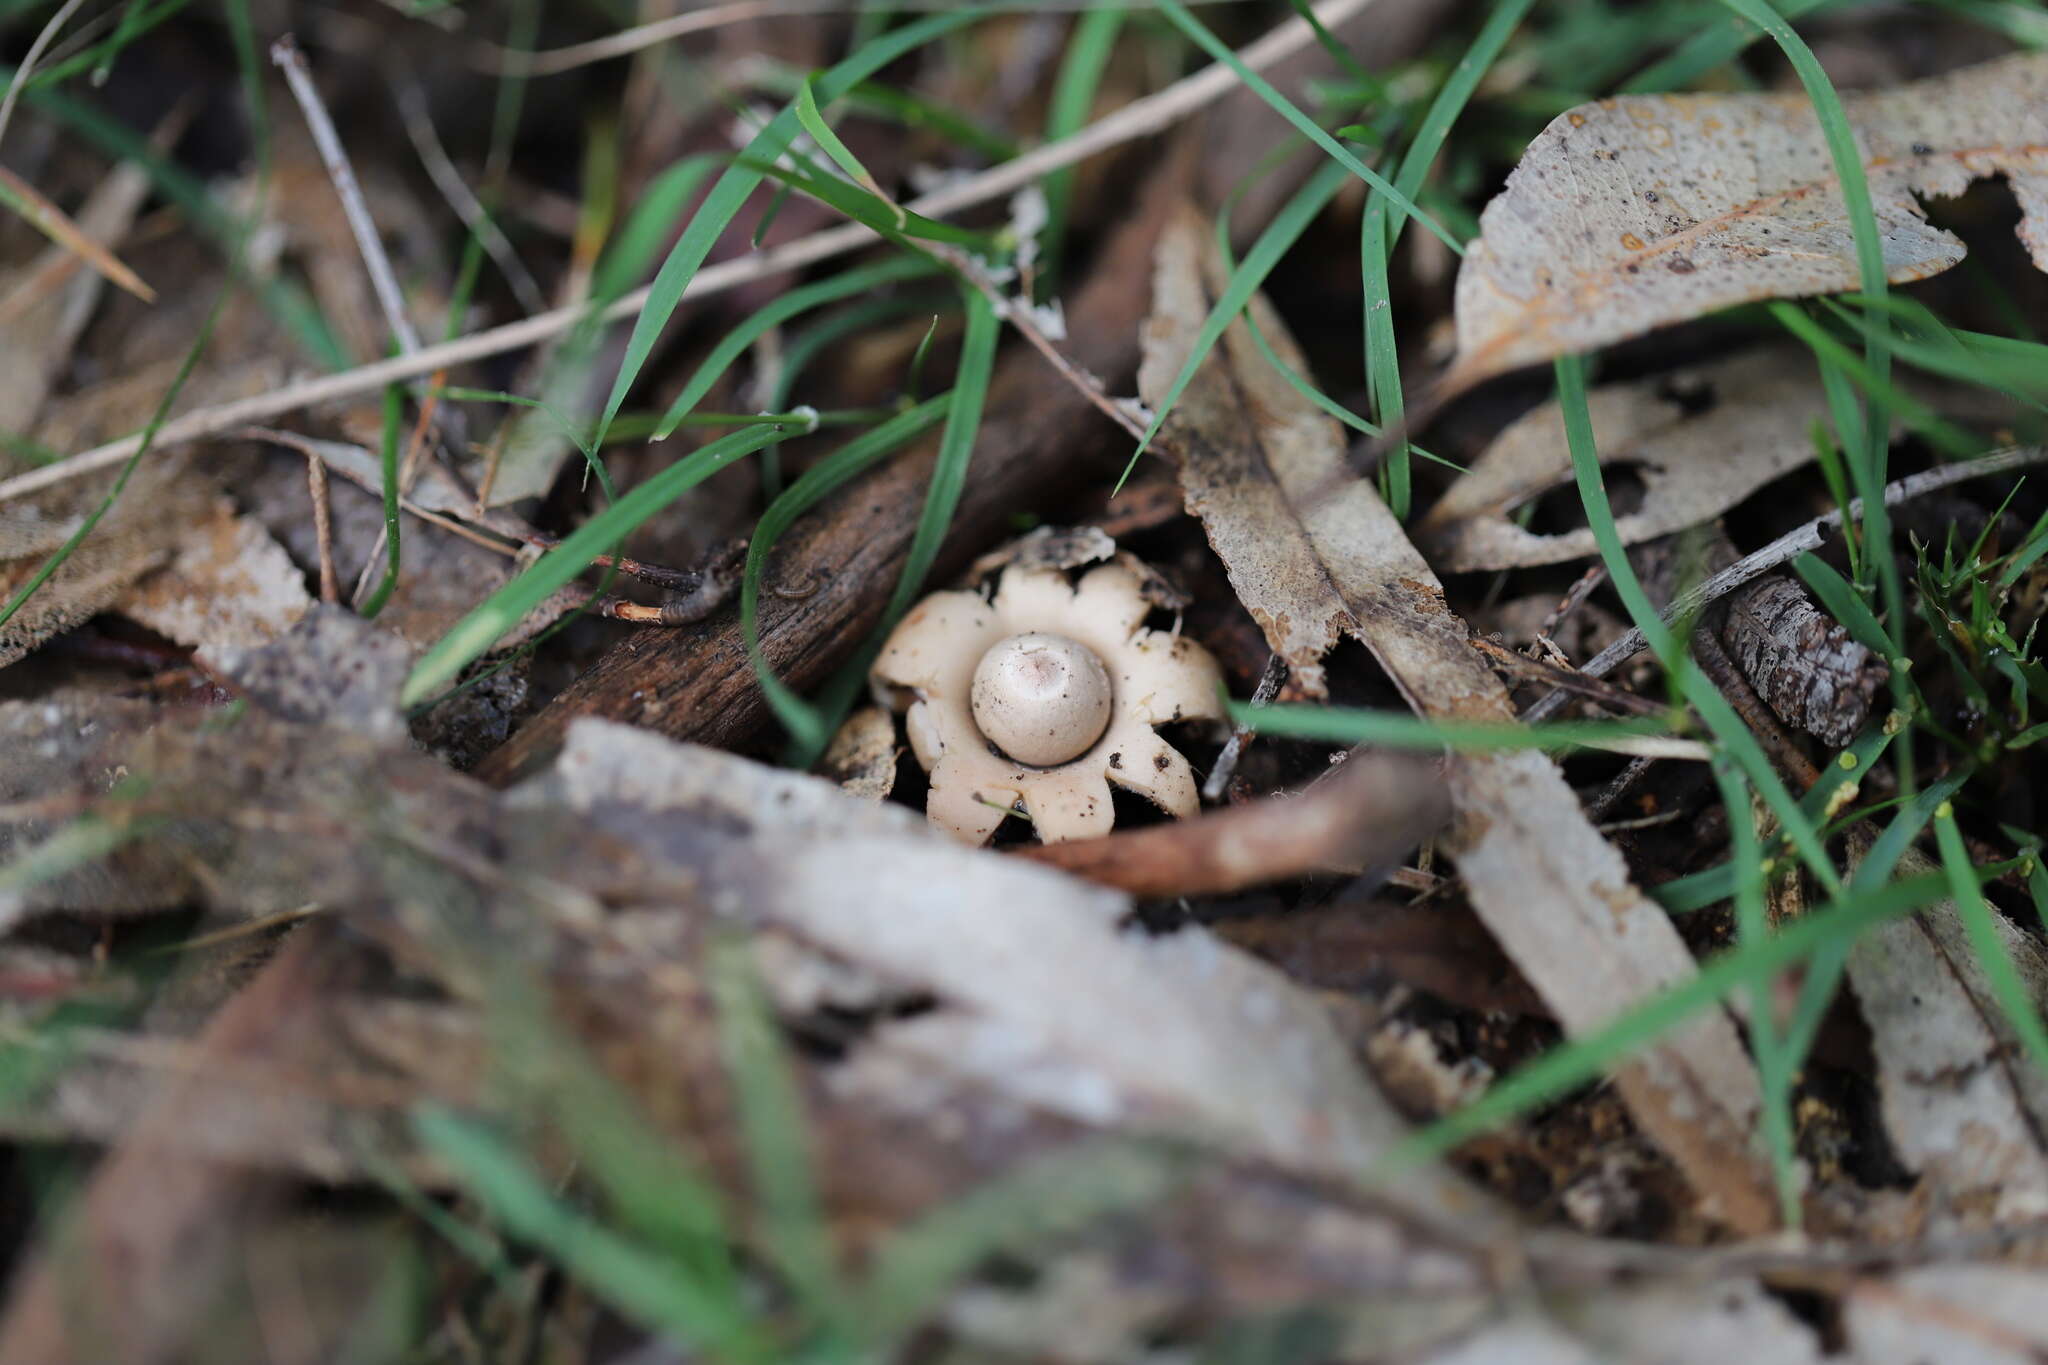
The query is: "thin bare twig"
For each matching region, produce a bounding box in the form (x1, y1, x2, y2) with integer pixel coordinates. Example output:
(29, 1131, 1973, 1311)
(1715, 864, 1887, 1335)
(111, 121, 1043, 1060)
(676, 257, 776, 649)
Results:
(477, 0, 815, 75)
(236, 427, 526, 561)
(271, 36, 425, 358)
(391, 76, 546, 316)
(0, 0, 1374, 507)
(928, 239, 1148, 439)
(1523, 445, 2048, 723)
(0, 0, 88, 155)
(305, 450, 338, 603)
(1476, 636, 1662, 717)
(1203, 651, 1287, 802)
(478, 0, 1260, 76)
(1539, 563, 1607, 644)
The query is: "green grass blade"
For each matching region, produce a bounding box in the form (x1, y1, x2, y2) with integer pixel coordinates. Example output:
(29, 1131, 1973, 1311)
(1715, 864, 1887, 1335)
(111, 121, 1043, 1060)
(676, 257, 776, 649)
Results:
(1553, 353, 1840, 894)
(861, 1140, 1184, 1344)
(1934, 804, 2048, 1075)
(594, 8, 983, 448)
(706, 936, 847, 1337)
(358, 381, 406, 619)
(1792, 551, 1898, 663)
(783, 288, 998, 768)
(1721, 0, 1908, 771)
(878, 289, 997, 629)
(1709, 759, 1800, 1226)
(655, 254, 941, 438)
(1121, 158, 1348, 487)
(1362, 0, 1534, 515)
(402, 421, 797, 705)
(413, 1108, 769, 1363)
(1153, 0, 1458, 253)
(1227, 700, 1677, 753)
(795, 74, 904, 227)
(1769, 301, 1979, 457)
(592, 155, 723, 301)
(742, 395, 953, 750)
(1041, 5, 1126, 289)
(765, 295, 954, 414)
(1384, 862, 1981, 1169)
(1621, 0, 1839, 92)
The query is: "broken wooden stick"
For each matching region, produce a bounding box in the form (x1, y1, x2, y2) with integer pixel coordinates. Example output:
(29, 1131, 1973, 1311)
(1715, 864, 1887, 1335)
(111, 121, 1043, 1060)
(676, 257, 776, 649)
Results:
(1018, 749, 1448, 898)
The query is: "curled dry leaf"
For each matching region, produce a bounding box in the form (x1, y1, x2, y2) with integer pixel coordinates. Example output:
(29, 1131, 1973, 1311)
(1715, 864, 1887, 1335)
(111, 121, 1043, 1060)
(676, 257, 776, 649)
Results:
(1420, 349, 1839, 572)
(1017, 747, 1451, 898)
(1447, 52, 2048, 391)
(1141, 203, 1778, 1233)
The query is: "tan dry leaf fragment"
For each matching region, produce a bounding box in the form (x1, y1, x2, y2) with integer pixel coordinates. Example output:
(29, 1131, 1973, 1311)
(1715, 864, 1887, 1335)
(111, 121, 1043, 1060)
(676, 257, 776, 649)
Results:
(116, 498, 312, 654)
(1141, 203, 1778, 1233)
(1449, 52, 2048, 390)
(0, 461, 211, 669)
(1419, 348, 1837, 571)
(0, 155, 156, 433)
(1844, 1266, 2048, 1365)
(1845, 840, 2048, 1227)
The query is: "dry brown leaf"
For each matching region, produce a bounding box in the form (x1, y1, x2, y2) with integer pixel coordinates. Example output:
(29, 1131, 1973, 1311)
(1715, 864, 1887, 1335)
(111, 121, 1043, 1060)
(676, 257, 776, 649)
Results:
(116, 498, 311, 654)
(1419, 349, 1838, 571)
(1141, 203, 1778, 1233)
(1016, 748, 1450, 897)
(0, 461, 212, 670)
(1446, 52, 2048, 391)
(1845, 840, 2048, 1227)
